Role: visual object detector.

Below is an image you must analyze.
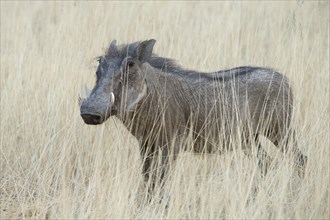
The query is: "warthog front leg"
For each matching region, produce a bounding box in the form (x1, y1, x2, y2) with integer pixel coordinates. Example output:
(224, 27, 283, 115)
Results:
(140, 144, 170, 195)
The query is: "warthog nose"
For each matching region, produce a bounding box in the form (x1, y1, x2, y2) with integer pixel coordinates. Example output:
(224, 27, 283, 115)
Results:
(81, 113, 103, 125)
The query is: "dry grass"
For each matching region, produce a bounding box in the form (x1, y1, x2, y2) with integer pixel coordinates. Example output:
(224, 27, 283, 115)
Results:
(1, 1, 329, 219)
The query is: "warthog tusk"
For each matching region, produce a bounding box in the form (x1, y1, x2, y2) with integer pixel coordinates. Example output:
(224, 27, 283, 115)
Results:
(110, 92, 115, 104)
(83, 84, 92, 98)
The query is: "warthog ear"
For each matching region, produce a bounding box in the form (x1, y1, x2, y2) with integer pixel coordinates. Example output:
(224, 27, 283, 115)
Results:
(136, 39, 156, 63)
(108, 40, 117, 54)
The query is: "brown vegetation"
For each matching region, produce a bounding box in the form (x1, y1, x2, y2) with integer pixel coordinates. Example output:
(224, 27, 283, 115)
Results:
(1, 2, 329, 219)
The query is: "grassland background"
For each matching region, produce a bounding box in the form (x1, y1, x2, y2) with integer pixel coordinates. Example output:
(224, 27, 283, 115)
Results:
(1, 1, 329, 219)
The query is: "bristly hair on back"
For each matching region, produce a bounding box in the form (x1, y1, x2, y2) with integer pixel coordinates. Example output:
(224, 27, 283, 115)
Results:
(104, 40, 266, 81)
(149, 56, 184, 73)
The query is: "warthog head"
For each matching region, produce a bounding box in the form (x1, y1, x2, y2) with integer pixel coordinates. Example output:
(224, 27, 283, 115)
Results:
(80, 39, 156, 125)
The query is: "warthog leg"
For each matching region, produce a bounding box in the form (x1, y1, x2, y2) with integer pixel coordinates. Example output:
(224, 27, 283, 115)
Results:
(140, 143, 171, 198)
(283, 130, 308, 177)
(251, 134, 272, 176)
(260, 129, 307, 177)
(256, 143, 272, 176)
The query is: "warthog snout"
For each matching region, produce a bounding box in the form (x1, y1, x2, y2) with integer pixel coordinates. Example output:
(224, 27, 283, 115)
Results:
(80, 93, 115, 125)
(80, 112, 104, 125)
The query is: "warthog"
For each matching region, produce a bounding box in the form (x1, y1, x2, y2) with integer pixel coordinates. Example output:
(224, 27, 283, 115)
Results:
(80, 39, 307, 186)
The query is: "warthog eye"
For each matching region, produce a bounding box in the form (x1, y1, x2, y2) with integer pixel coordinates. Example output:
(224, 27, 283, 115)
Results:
(121, 57, 135, 73)
(127, 61, 135, 68)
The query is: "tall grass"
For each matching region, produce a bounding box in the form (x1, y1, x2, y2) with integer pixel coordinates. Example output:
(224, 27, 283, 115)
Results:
(1, 1, 329, 219)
